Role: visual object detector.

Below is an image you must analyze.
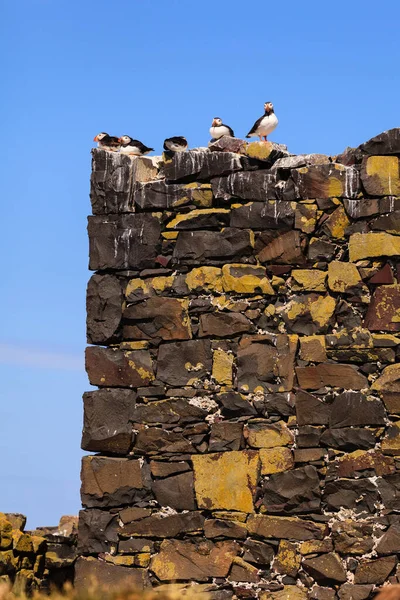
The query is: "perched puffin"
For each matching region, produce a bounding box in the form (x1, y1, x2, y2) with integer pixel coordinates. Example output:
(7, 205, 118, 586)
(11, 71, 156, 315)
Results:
(209, 117, 234, 140)
(93, 132, 120, 151)
(163, 136, 188, 153)
(118, 135, 154, 156)
(246, 102, 278, 142)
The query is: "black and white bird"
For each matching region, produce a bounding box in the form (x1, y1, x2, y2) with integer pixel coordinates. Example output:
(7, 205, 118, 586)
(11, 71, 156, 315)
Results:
(209, 117, 234, 140)
(246, 102, 278, 142)
(118, 135, 154, 156)
(93, 132, 120, 151)
(163, 136, 188, 153)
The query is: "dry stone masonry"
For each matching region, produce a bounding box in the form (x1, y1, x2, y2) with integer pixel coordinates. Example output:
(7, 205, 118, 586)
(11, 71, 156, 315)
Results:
(79, 129, 400, 599)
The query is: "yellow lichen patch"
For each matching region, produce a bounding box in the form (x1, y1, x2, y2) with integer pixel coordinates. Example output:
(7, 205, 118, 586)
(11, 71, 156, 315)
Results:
(349, 232, 400, 262)
(212, 349, 234, 386)
(328, 261, 361, 292)
(299, 335, 327, 362)
(166, 208, 230, 229)
(324, 205, 350, 239)
(259, 447, 294, 475)
(273, 540, 301, 577)
(191, 186, 213, 208)
(260, 587, 307, 600)
(372, 333, 400, 346)
(381, 421, 400, 456)
(185, 266, 223, 293)
(221, 264, 274, 295)
(213, 511, 248, 522)
(327, 177, 343, 197)
(13, 532, 34, 554)
(211, 296, 249, 311)
(365, 156, 400, 195)
(264, 304, 276, 317)
(291, 269, 326, 292)
(127, 359, 155, 382)
(151, 275, 176, 293)
(309, 295, 336, 328)
(0, 516, 13, 550)
(192, 451, 260, 512)
(299, 539, 333, 555)
(120, 341, 149, 350)
(125, 278, 150, 298)
(162, 231, 179, 239)
(372, 364, 400, 392)
(244, 141, 273, 160)
(244, 421, 294, 449)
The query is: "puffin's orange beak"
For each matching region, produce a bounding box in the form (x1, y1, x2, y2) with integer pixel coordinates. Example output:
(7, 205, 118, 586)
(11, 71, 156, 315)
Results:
(118, 138, 122, 143)
(212, 119, 216, 126)
(93, 135, 98, 142)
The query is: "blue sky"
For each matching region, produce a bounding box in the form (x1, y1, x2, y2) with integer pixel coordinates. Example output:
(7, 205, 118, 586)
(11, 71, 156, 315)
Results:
(1, 0, 399, 528)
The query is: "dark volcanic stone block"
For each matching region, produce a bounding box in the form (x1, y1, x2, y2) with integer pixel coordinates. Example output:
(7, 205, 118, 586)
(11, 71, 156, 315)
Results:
(329, 392, 386, 427)
(77, 509, 119, 554)
(359, 128, 400, 155)
(295, 390, 331, 426)
(133, 428, 194, 454)
(230, 201, 295, 229)
(120, 512, 204, 538)
(75, 556, 149, 589)
(133, 180, 212, 210)
(152, 471, 196, 510)
(295, 363, 367, 390)
(173, 229, 254, 262)
(320, 427, 376, 451)
(212, 171, 277, 202)
(131, 398, 207, 425)
(323, 479, 378, 512)
(123, 297, 192, 341)
(209, 422, 244, 452)
(157, 339, 212, 386)
(257, 230, 305, 264)
(163, 150, 243, 182)
(80, 456, 151, 508)
(262, 465, 321, 514)
(237, 343, 278, 393)
(90, 149, 132, 214)
(217, 391, 257, 417)
(303, 553, 347, 584)
(86, 274, 123, 344)
(354, 555, 398, 584)
(88, 213, 161, 271)
(199, 312, 253, 337)
(378, 474, 400, 511)
(85, 346, 155, 388)
(290, 164, 360, 199)
(82, 388, 136, 453)
(364, 285, 400, 331)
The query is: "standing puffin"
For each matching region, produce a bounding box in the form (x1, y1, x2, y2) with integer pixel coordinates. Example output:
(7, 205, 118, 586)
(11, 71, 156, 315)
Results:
(93, 132, 120, 151)
(163, 136, 188, 153)
(118, 135, 154, 156)
(246, 102, 278, 142)
(209, 117, 235, 140)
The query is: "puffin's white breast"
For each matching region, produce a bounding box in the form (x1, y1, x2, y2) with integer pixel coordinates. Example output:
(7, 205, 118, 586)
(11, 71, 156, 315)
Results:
(256, 114, 278, 136)
(120, 145, 142, 155)
(167, 142, 186, 152)
(210, 125, 231, 139)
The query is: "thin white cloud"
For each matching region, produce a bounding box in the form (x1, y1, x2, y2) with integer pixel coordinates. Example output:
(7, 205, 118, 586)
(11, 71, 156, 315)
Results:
(0, 343, 83, 371)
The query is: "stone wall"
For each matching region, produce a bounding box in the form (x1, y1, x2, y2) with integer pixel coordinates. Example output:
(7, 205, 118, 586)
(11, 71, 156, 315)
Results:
(78, 129, 400, 599)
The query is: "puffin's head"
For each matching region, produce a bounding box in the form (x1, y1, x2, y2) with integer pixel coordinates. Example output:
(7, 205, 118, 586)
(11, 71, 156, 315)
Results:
(93, 132, 108, 142)
(212, 117, 222, 127)
(119, 135, 132, 146)
(264, 102, 274, 114)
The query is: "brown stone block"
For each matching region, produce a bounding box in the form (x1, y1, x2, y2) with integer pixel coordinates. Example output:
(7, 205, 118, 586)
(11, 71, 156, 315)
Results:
(157, 339, 212, 386)
(173, 228, 254, 263)
(290, 163, 360, 199)
(133, 428, 194, 455)
(257, 230, 305, 264)
(123, 297, 192, 341)
(131, 398, 206, 426)
(260, 587, 307, 600)
(262, 465, 321, 514)
(204, 519, 247, 540)
(75, 556, 149, 590)
(323, 478, 379, 513)
(152, 471, 196, 510)
(150, 538, 240, 581)
(237, 343, 278, 393)
(332, 520, 374, 555)
(81, 388, 136, 454)
(321, 205, 350, 239)
(244, 421, 293, 449)
(295, 363, 367, 390)
(358, 128, 400, 155)
(354, 555, 398, 584)
(80, 456, 150, 508)
(303, 552, 347, 584)
(364, 285, 400, 331)
(329, 391, 386, 427)
(299, 336, 327, 362)
(120, 512, 204, 539)
(192, 451, 260, 512)
(247, 514, 327, 541)
(199, 312, 253, 337)
(86, 274, 122, 345)
(90, 149, 134, 215)
(328, 450, 395, 478)
(372, 364, 400, 392)
(281, 294, 336, 335)
(88, 213, 161, 271)
(134, 180, 212, 210)
(209, 422, 243, 452)
(273, 540, 301, 577)
(85, 346, 155, 388)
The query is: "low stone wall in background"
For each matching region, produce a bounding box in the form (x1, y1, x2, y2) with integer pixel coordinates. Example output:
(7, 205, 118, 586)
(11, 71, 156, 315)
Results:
(78, 129, 400, 599)
(0, 513, 77, 593)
